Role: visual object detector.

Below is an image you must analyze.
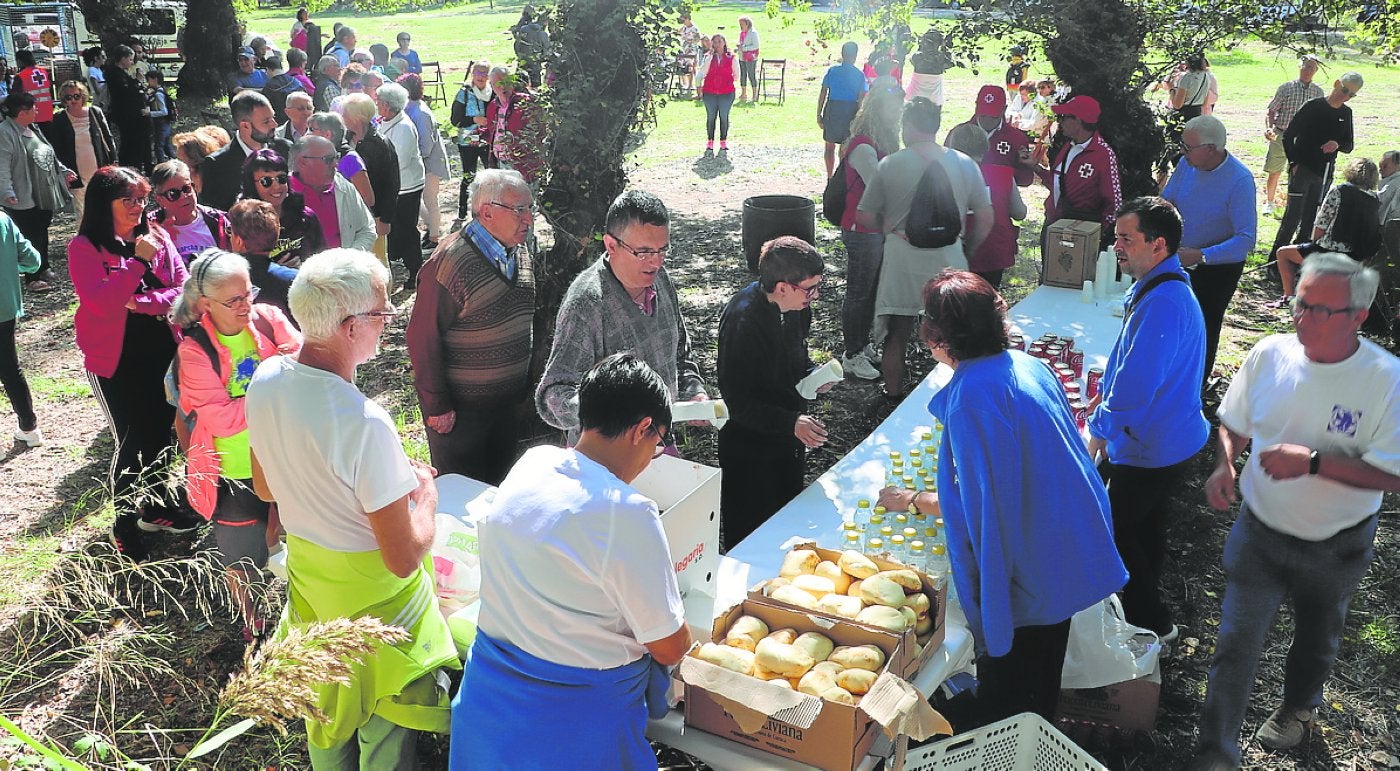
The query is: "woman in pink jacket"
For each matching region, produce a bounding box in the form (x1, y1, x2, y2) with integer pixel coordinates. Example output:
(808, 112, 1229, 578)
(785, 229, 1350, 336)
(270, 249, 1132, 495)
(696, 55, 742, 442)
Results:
(170, 249, 301, 641)
(69, 165, 193, 563)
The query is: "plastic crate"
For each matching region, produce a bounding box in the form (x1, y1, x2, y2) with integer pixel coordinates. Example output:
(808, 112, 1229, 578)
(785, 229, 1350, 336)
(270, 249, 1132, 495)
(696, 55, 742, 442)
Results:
(903, 712, 1106, 771)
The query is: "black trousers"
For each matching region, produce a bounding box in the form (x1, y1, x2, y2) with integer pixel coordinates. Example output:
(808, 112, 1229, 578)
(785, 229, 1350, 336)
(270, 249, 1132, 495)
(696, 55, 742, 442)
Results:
(975, 618, 1073, 727)
(457, 144, 490, 218)
(718, 423, 804, 552)
(0, 318, 35, 430)
(424, 398, 523, 486)
(1188, 261, 1244, 384)
(116, 118, 152, 173)
(7, 205, 52, 280)
(389, 187, 425, 284)
(1271, 163, 1329, 258)
(89, 314, 177, 515)
(1103, 459, 1188, 636)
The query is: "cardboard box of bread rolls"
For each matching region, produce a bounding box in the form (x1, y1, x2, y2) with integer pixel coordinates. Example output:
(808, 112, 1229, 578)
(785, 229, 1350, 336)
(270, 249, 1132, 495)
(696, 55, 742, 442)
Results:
(679, 599, 949, 771)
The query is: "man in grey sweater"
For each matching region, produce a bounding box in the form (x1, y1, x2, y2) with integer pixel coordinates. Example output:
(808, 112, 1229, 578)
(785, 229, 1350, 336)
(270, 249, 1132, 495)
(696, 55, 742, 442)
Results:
(536, 190, 708, 441)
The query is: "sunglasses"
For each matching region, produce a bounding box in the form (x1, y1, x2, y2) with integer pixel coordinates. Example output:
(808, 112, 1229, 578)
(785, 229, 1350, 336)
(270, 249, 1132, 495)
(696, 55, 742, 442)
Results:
(61, 93, 85, 103)
(157, 183, 195, 202)
(256, 174, 290, 188)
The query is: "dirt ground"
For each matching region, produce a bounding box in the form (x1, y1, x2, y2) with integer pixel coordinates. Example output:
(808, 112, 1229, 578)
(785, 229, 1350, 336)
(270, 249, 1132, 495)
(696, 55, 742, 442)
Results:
(2, 128, 1398, 768)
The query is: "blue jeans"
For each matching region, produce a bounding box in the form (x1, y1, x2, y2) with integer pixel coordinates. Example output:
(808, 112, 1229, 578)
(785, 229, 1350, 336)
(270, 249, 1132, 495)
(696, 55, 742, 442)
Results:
(840, 229, 884, 358)
(1196, 505, 1378, 763)
(702, 91, 734, 141)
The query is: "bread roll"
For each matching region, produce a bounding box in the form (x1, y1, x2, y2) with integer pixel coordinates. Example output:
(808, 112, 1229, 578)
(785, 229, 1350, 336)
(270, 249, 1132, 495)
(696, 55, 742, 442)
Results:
(729, 615, 770, 643)
(816, 593, 863, 619)
(696, 642, 755, 675)
(860, 574, 907, 608)
(838, 550, 879, 579)
(769, 584, 820, 610)
(779, 549, 820, 578)
(793, 631, 835, 663)
(755, 638, 816, 678)
(881, 568, 922, 591)
(764, 628, 799, 645)
(791, 573, 837, 600)
(814, 560, 853, 594)
(857, 604, 910, 631)
(821, 686, 857, 705)
(837, 668, 878, 695)
(828, 644, 885, 671)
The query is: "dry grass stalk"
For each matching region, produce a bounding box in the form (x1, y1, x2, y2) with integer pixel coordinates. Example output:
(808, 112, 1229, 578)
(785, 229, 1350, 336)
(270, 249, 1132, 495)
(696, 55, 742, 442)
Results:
(216, 617, 410, 735)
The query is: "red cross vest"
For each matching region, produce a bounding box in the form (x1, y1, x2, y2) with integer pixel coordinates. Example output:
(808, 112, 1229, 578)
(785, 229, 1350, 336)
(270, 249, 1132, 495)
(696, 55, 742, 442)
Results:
(17, 66, 55, 123)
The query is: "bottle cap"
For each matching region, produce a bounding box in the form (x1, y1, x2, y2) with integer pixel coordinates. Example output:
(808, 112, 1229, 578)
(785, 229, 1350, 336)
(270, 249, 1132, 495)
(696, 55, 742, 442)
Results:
(873, 506, 887, 516)
(858, 499, 870, 508)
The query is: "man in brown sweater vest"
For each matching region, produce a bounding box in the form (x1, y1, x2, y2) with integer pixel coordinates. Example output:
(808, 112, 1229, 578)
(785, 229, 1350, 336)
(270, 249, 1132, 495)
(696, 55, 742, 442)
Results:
(407, 169, 535, 483)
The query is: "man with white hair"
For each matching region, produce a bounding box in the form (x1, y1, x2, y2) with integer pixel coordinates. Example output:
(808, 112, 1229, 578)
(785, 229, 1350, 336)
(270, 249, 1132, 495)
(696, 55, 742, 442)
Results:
(406, 169, 536, 484)
(289, 134, 375, 251)
(1262, 54, 1324, 213)
(1191, 254, 1400, 770)
(377, 82, 427, 288)
(1269, 71, 1362, 262)
(312, 56, 343, 112)
(248, 248, 458, 769)
(1162, 114, 1257, 386)
(276, 91, 314, 141)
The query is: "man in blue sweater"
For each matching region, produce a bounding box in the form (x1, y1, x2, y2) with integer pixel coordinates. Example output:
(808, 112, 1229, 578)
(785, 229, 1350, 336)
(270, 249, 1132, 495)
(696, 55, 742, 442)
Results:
(1163, 115, 1257, 388)
(1088, 197, 1209, 642)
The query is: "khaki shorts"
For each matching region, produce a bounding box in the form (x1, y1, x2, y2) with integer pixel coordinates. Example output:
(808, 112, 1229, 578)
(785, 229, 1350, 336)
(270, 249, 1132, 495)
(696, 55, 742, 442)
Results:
(1264, 135, 1288, 174)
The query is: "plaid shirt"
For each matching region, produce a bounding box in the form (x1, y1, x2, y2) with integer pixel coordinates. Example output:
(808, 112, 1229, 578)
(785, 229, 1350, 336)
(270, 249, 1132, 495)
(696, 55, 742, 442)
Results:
(1267, 79, 1324, 132)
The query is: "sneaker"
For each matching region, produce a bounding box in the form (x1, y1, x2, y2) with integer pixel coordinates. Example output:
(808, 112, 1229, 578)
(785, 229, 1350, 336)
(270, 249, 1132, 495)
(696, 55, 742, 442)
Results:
(1255, 704, 1315, 750)
(14, 426, 44, 447)
(109, 516, 151, 562)
(841, 353, 881, 380)
(720, 141, 729, 151)
(1265, 295, 1293, 309)
(138, 506, 204, 534)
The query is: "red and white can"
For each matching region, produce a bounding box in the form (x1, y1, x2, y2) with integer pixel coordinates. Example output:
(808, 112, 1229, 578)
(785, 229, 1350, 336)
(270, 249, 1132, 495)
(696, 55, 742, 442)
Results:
(1008, 332, 1026, 351)
(1054, 363, 1076, 385)
(1064, 382, 1083, 401)
(1067, 348, 1085, 378)
(1087, 368, 1105, 400)
(1070, 399, 1089, 431)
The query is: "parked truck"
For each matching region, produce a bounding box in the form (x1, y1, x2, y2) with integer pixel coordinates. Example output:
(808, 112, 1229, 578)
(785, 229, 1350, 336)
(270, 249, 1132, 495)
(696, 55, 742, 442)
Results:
(0, 1, 186, 79)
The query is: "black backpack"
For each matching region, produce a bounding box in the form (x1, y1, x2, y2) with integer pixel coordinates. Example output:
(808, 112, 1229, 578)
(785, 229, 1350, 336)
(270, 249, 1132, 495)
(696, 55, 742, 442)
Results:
(822, 155, 851, 226)
(905, 151, 963, 249)
(1333, 183, 1382, 261)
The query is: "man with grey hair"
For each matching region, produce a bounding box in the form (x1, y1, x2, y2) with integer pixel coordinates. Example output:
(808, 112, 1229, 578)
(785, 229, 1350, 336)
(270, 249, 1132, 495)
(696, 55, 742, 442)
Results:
(1192, 252, 1400, 770)
(313, 56, 343, 112)
(1270, 71, 1362, 263)
(289, 134, 375, 251)
(247, 248, 458, 768)
(1163, 114, 1257, 386)
(406, 169, 536, 483)
(275, 91, 314, 141)
(326, 24, 356, 67)
(1262, 54, 1324, 212)
(377, 82, 427, 287)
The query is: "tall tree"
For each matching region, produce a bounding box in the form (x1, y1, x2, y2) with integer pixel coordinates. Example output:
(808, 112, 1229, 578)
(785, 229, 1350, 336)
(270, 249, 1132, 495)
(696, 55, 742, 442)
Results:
(178, 0, 241, 100)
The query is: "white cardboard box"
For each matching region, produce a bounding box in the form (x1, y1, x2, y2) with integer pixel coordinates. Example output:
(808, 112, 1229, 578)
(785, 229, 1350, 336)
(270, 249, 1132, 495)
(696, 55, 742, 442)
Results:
(631, 454, 722, 623)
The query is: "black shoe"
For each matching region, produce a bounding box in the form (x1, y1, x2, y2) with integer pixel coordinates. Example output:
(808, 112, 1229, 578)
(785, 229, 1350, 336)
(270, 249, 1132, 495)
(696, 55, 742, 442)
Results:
(138, 506, 204, 534)
(110, 515, 151, 562)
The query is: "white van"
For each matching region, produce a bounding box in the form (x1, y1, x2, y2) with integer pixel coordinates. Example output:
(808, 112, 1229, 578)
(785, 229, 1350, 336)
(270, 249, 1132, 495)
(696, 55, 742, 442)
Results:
(0, 2, 186, 78)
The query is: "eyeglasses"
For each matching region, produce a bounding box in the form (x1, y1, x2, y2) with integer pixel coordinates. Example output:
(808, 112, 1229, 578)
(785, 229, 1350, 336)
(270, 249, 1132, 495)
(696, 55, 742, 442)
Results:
(302, 153, 338, 164)
(61, 93, 85, 103)
(487, 200, 533, 217)
(157, 183, 195, 202)
(255, 174, 290, 188)
(609, 232, 670, 260)
(120, 195, 147, 209)
(651, 422, 673, 458)
(786, 279, 822, 299)
(207, 285, 260, 309)
(1290, 297, 1354, 321)
(1338, 86, 1355, 96)
(1179, 141, 1212, 152)
(344, 305, 399, 324)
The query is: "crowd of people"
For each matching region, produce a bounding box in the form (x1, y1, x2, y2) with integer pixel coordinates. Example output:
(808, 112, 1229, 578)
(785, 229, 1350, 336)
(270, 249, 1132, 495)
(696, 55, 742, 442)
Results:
(0, 15, 1397, 771)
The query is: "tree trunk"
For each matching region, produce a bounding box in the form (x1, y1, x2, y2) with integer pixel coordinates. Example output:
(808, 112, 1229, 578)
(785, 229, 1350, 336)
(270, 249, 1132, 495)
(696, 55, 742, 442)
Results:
(176, 0, 239, 101)
(1043, 0, 1162, 201)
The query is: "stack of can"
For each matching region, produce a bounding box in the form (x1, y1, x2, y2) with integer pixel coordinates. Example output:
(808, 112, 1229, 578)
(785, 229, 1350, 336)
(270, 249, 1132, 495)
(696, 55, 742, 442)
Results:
(1022, 332, 1095, 431)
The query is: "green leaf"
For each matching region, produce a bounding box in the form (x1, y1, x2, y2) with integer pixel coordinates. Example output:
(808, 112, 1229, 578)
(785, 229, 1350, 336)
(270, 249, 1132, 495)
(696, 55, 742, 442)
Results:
(185, 718, 258, 760)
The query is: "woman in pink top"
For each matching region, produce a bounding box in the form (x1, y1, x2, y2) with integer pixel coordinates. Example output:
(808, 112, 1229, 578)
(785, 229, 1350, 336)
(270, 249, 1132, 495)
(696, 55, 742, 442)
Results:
(69, 165, 194, 563)
(696, 33, 736, 153)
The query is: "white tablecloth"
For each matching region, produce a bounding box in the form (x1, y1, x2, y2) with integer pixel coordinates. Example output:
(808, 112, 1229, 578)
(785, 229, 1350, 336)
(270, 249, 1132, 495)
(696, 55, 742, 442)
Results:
(646, 284, 1128, 769)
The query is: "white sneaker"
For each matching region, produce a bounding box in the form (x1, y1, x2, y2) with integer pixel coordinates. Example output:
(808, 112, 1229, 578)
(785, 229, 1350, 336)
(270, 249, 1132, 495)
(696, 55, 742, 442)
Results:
(14, 426, 44, 447)
(841, 353, 881, 381)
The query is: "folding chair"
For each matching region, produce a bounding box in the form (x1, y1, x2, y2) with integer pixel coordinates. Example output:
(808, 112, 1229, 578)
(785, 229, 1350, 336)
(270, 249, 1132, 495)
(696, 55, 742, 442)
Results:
(758, 58, 786, 104)
(420, 61, 447, 108)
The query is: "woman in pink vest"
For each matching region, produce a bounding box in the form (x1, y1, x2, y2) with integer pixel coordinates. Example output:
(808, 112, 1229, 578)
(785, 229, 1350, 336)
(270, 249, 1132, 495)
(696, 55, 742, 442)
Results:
(945, 123, 1024, 290)
(696, 34, 736, 153)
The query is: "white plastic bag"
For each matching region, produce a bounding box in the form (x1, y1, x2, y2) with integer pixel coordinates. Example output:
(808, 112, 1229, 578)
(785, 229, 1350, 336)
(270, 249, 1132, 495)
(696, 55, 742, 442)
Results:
(432, 512, 481, 617)
(1060, 595, 1160, 689)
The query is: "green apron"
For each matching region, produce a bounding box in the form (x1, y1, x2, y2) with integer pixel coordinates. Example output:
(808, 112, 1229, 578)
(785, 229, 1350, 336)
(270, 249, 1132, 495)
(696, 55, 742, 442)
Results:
(279, 535, 461, 748)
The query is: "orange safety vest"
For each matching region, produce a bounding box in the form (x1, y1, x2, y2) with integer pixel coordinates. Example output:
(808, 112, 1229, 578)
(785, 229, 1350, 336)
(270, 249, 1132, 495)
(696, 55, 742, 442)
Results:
(17, 66, 54, 123)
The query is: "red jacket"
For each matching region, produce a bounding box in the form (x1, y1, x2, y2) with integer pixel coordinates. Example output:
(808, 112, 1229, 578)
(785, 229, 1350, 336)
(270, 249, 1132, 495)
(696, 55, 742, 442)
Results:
(1036, 132, 1122, 233)
(178, 305, 302, 518)
(484, 91, 544, 185)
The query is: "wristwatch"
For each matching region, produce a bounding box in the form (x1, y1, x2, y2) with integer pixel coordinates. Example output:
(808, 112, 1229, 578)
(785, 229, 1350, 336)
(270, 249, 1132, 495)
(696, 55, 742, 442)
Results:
(1308, 449, 1320, 476)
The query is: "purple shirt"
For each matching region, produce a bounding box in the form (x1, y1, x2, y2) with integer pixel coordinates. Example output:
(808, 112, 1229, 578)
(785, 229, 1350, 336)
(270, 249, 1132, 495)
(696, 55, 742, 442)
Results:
(291, 174, 341, 249)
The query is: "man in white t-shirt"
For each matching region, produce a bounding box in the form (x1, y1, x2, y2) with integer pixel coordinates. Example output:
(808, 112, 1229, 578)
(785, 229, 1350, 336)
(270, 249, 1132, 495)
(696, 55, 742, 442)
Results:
(451, 352, 690, 770)
(856, 96, 991, 397)
(247, 248, 457, 770)
(1192, 253, 1400, 770)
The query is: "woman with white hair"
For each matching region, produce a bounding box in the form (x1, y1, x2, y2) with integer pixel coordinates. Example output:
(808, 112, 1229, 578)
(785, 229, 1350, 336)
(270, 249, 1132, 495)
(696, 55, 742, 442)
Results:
(336, 94, 399, 266)
(170, 249, 301, 642)
(245, 248, 458, 766)
(376, 82, 427, 288)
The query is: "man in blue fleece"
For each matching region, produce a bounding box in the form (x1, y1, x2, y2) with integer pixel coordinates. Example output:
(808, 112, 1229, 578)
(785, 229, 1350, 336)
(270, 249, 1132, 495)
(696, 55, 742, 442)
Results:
(921, 270, 1126, 728)
(1162, 115, 1257, 387)
(1088, 196, 1209, 643)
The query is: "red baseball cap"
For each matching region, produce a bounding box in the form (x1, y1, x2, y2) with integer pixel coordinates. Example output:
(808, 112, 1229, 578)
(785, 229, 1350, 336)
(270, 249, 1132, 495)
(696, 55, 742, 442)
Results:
(974, 84, 1006, 117)
(1052, 95, 1100, 123)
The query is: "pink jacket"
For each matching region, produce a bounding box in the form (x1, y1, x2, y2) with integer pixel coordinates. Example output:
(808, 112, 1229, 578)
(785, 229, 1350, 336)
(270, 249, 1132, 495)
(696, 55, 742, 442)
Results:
(178, 304, 302, 519)
(69, 229, 188, 377)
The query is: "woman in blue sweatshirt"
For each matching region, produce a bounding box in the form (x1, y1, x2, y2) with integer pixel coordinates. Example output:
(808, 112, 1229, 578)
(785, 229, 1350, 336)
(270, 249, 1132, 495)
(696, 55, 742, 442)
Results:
(920, 269, 1127, 728)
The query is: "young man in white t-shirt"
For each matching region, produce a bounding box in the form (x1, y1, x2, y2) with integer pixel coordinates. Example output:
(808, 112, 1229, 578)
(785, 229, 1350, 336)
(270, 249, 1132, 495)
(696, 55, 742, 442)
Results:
(1193, 253, 1400, 770)
(451, 352, 690, 769)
